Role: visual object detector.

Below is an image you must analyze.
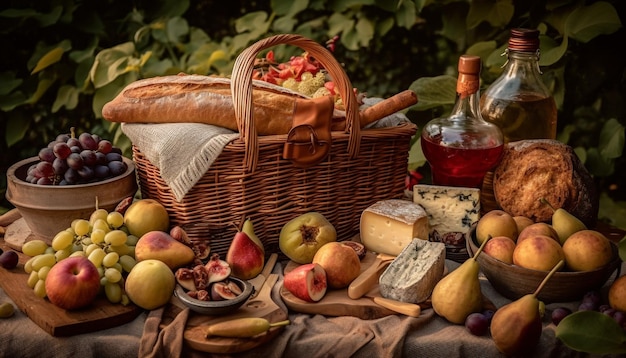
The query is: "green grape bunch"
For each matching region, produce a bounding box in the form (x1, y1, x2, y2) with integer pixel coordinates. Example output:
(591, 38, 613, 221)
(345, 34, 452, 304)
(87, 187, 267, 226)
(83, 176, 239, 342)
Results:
(21, 205, 138, 305)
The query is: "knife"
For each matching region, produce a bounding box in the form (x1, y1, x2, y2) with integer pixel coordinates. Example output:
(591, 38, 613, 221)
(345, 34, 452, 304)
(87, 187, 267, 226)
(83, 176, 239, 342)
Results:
(248, 253, 278, 299)
(347, 252, 395, 299)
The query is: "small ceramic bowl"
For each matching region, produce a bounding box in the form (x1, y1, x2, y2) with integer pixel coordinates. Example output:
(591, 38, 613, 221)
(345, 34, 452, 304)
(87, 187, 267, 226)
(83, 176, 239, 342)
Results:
(467, 234, 621, 303)
(174, 277, 254, 315)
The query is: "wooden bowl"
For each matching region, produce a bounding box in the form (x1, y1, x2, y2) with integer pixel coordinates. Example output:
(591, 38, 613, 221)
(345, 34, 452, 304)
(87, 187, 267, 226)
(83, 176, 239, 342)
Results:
(5, 156, 138, 244)
(467, 234, 621, 303)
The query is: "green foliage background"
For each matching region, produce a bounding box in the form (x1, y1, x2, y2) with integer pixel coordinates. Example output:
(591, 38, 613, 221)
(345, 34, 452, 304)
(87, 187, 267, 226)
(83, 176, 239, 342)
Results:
(1, 0, 625, 229)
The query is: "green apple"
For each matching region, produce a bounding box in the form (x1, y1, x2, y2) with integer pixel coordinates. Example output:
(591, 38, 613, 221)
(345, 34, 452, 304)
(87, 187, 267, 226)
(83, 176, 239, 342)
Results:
(123, 199, 170, 238)
(125, 259, 175, 310)
(279, 212, 337, 264)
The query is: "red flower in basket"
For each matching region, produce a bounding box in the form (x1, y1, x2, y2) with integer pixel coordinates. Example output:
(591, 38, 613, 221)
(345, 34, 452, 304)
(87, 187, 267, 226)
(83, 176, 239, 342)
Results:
(405, 170, 423, 191)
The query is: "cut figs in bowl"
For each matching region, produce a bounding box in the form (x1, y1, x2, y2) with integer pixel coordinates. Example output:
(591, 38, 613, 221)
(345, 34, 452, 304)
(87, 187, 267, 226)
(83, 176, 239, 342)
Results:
(174, 277, 254, 315)
(467, 233, 621, 303)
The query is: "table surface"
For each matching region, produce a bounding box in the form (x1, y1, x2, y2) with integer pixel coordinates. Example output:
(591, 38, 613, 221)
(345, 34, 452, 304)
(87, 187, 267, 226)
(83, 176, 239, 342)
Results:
(1, 226, 625, 358)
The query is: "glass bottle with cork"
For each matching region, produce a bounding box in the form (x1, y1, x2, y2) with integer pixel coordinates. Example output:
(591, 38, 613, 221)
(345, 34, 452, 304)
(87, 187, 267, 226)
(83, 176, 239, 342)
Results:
(480, 28, 557, 142)
(421, 55, 504, 189)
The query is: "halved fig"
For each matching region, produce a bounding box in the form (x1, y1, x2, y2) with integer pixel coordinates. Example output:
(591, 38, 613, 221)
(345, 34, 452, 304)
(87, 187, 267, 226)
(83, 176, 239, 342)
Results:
(205, 253, 231, 283)
(175, 268, 196, 291)
(192, 242, 210, 260)
(211, 281, 238, 300)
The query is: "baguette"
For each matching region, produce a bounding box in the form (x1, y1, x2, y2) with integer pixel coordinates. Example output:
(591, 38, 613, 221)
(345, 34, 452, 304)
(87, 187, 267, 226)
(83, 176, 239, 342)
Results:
(102, 74, 311, 135)
(102, 74, 418, 135)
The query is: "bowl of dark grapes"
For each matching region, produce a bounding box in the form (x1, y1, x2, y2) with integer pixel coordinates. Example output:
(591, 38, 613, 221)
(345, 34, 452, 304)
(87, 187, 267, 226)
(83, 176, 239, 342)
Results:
(6, 128, 138, 244)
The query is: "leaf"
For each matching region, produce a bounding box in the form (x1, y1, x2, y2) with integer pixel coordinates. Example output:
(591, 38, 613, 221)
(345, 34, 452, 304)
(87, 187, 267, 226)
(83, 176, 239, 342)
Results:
(539, 34, 566, 67)
(0, 91, 27, 111)
(166, 17, 189, 44)
(234, 11, 269, 35)
(92, 73, 138, 118)
(467, 0, 513, 29)
(5, 114, 30, 147)
(31, 46, 65, 75)
(271, 0, 309, 16)
(26, 77, 55, 105)
(565, 2, 622, 43)
(89, 42, 135, 88)
(52, 85, 79, 112)
(584, 147, 615, 177)
(395, 1, 416, 29)
(0, 6, 62, 27)
(466, 40, 497, 59)
(328, 13, 354, 42)
(408, 75, 456, 111)
(355, 17, 375, 47)
(0, 72, 23, 96)
(556, 310, 626, 354)
(598, 118, 625, 159)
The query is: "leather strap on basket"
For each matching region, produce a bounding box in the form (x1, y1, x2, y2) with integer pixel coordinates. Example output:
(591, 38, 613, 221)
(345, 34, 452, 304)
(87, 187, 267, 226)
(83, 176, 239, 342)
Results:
(230, 34, 361, 173)
(283, 95, 334, 167)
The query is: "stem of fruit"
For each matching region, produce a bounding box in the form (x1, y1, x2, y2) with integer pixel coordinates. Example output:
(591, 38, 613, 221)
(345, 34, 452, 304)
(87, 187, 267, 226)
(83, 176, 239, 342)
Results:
(269, 319, 291, 328)
(539, 198, 556, 213)
(473, 234, 491, 260)
(533, 259, 564, 297)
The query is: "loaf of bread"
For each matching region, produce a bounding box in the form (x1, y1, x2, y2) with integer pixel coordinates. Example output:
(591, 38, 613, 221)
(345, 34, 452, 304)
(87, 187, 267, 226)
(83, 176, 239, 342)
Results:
(102, 74, 319, 135)
(492, 139, 598, 227)
(102, 74, 418, 135)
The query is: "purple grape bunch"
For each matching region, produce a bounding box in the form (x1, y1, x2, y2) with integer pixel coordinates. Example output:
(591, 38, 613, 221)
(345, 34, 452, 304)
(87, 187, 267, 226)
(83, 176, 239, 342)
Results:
(28, 129, 126, 185)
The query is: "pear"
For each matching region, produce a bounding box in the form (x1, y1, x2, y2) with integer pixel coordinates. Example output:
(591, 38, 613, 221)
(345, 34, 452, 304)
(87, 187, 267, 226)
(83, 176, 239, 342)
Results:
(491, 260, 564, 355)
(134, 231, 196, 270)
(242, 218, 265, 254)
(226, 228, 265, 280)
(540, 198, 586, 244)
(430, 236, 490, 324)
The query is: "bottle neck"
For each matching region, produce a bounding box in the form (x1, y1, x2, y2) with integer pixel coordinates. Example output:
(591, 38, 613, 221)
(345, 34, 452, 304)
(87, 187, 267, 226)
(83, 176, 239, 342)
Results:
(503, 49, 542, 75)
(451, 77, 482, 120)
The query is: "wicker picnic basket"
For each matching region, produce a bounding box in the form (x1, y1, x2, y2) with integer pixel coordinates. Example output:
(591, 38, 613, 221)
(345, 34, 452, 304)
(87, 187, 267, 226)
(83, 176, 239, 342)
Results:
(131, 34, 417, 257)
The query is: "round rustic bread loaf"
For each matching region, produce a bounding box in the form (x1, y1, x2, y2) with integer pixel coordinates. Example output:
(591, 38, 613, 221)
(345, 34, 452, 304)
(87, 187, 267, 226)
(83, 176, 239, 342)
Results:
(492, 139, 598, 227)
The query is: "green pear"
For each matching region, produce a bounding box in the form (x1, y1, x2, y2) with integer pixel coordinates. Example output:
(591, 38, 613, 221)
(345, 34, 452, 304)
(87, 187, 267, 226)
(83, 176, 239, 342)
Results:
(540, 198, 586, 244)
(430, 237, 489, 324)
(491, 260, 564, 355)
(242, 218, 265, 254)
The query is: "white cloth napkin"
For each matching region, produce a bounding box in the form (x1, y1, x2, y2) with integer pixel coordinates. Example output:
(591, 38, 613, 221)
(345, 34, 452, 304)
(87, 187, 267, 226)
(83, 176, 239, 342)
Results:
(122, 122, 239, 201)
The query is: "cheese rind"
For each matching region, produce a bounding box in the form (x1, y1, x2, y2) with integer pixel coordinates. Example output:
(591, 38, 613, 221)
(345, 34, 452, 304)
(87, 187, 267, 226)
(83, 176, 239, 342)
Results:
(413, 184, 480, 262)
(360, 199, 429, 256)
(378, 238, 446, 303)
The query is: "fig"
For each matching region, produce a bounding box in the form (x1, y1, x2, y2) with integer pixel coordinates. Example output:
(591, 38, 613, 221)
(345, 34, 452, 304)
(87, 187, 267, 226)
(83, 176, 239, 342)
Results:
(170, 226, 192, 246)
(114, 196, 134, 215)
(205, 253, 231, 283)
(175, 267, 196, 291)
(192, 242, 210, 260)
(211, 281, 239, 300)
(342, 241, 366, 260)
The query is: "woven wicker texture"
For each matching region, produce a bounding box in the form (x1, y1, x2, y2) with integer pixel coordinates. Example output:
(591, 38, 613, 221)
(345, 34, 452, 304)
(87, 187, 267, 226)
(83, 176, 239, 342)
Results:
(132, 34, 417, 256)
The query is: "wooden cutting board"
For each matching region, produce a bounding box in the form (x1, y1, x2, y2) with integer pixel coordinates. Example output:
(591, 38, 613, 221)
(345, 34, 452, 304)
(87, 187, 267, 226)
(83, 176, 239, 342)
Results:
(0, 239, 141, 336)
(161, 273, 288, 354)
(280, 252, 437, 319)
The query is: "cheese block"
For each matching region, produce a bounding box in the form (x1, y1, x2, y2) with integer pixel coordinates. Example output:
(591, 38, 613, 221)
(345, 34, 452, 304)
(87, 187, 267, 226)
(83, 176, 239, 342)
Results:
(412, 184, 480, 262)
(379, 238, 446, 303)
(360, 199, 429, 256)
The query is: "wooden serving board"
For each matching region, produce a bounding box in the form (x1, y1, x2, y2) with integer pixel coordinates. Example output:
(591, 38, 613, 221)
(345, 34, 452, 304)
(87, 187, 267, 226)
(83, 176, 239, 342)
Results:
(0, 239, 141, 337)
(281, 252, 436, 319)
(162, 273, 288, 354)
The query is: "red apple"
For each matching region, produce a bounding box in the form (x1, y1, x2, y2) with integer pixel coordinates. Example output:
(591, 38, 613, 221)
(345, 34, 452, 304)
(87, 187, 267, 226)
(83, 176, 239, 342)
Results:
(45, 256, 101, 310)
(284, 263, 328, 302)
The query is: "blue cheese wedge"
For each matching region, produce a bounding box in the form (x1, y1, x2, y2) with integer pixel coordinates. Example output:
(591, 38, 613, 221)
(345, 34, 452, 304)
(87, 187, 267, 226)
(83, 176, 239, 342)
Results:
(360, 199, 429, 256)
(379, 238, 446, 304)
(413, 184, 480, 262)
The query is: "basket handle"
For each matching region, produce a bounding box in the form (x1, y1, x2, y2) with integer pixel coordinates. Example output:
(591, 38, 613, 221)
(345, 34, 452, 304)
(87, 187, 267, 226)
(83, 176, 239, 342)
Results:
(231, 34, 361, 172)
